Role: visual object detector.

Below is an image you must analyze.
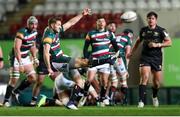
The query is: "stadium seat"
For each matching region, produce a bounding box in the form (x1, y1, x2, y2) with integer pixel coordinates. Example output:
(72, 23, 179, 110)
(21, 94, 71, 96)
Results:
(147, 0, 160, 10)
(55, 2, 67, 15)
(171, 0, 180, 9)
(33, 5, 44, 15)
(90, 1, 101, 14)
(101, 1, 113, 14)
(77, 1, 89, 13)
(112, 0, 124, 13)
(124, 0, 136, 10)
(159, 0, 171, 10)
(136, 0, 148, 10)
(66, 2, 78, 14)
(45, 0, 57, 4)
(5, 0, 18, 12)
(44, 3, 55, 16)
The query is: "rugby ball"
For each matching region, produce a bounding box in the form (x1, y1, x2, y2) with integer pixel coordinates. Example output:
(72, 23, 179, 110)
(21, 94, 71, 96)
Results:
(120, 11, 137, 23)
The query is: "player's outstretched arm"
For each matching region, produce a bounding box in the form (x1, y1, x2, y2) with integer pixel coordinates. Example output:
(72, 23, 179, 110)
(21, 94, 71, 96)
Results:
(63, 8, 91, 31)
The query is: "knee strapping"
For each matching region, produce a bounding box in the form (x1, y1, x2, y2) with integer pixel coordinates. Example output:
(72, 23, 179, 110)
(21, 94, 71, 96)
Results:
(10, 70, 20, 79)
(119, 74, 127, 87)
(111, 76, 118, 82)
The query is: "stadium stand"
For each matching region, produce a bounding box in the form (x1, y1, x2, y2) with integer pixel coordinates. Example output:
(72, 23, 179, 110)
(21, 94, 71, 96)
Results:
(0, 0, 180, 38)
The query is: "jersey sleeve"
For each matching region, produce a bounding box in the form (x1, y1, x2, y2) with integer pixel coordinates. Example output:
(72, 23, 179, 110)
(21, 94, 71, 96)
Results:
(161, 29, 170, 40)
(109, 31, 119, 52)
(127, 36, 132, 46)
(85, 32, 91, 41)
(15, 28, 25, 40)
(43, 32, 53, 45)
(60, 26, 64, 33)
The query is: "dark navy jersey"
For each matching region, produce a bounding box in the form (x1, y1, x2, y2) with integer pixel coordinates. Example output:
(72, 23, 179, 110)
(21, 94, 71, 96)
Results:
(139, 25, 169, 61)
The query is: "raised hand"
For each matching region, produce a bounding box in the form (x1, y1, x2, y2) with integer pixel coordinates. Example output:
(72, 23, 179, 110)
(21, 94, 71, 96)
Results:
(82, 8, 92, 16)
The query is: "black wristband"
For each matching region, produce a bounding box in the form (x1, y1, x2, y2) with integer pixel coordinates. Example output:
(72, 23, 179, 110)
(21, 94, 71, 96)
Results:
(0, 57, 3, 61)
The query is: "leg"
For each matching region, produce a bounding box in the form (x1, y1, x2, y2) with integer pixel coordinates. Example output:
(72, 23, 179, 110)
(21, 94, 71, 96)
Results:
(13, 64, 36, 104)
(138, 66, 151, 107)
(84, 69, 97, 95)
(31, 74, 46, 105)
(151, 70, 162, 107)
(3, 67, 19, 107)
(119, 73, 128, 105)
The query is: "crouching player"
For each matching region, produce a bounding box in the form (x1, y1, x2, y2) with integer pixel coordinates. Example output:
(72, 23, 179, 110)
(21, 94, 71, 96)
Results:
(37, 70, 98, 110)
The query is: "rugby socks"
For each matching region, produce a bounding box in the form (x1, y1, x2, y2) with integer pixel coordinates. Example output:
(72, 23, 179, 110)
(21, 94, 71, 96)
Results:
(139, 84, 146, 103)
(109, 86, 117, 104)
(4, 85, 14, 103)
(152, 87, 159, 98)
(45, 98, 56, 106)
(100, 86, 106, 101)
(52, 87, 59, 99)
(14, 79, 31, 94)
(84, 81, 91, 96)
(31, 96, 37, 102)
(121, 87, 128, 104)
(69, 84, 83, 102)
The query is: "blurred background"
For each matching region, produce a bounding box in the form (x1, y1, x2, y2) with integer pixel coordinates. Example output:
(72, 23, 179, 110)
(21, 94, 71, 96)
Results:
(0, 0, 180, 105)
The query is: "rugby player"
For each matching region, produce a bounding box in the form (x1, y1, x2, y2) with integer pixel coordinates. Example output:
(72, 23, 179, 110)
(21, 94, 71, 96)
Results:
(83, 17, 119, 107)
(132, 11, 172, 108)
(36, 70, 98, 110)
(3, 16, 39, 107)
(42, 8, 92, 109)
(107, 22, 134, 105)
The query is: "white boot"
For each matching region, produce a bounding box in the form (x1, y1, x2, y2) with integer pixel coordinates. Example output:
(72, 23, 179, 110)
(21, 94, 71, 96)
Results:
(137, 101, 144, 108)
(152, 97, 159, 107)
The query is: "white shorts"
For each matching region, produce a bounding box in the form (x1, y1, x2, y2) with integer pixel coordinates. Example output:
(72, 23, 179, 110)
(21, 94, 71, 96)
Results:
(13, 56, 32, 67)
(114, 58, 127, 75)
(55, 74, 95, 93)
(88, 63, 110, 74)
(54, 74, 75, 93)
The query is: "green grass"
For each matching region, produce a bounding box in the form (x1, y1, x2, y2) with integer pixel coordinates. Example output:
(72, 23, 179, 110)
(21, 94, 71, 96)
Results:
(0, 105, 179, 116)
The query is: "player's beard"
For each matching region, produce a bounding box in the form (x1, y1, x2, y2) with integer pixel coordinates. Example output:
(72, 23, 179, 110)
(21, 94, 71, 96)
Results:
(53, 28, 60, 33)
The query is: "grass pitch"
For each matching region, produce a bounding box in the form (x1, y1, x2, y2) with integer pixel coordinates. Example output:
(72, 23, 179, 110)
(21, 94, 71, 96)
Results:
(0, 105, 179, 116)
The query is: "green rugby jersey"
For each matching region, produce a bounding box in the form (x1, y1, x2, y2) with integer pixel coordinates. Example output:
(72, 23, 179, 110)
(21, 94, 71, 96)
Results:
(42, 26, 64, 62)
(10, 27, 38, 58)
(84, 29, 117, 60)
(110, 33, 132, 57)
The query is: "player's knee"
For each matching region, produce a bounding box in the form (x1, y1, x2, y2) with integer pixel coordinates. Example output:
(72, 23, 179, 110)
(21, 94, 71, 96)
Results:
(10, 70, 20, 79)
(36, 81, 43, 87)
(119, 74, 128, 87)
(111, 76, 118, 83)
(27, 73, 36, 83)
(9, 78, 18, 86)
